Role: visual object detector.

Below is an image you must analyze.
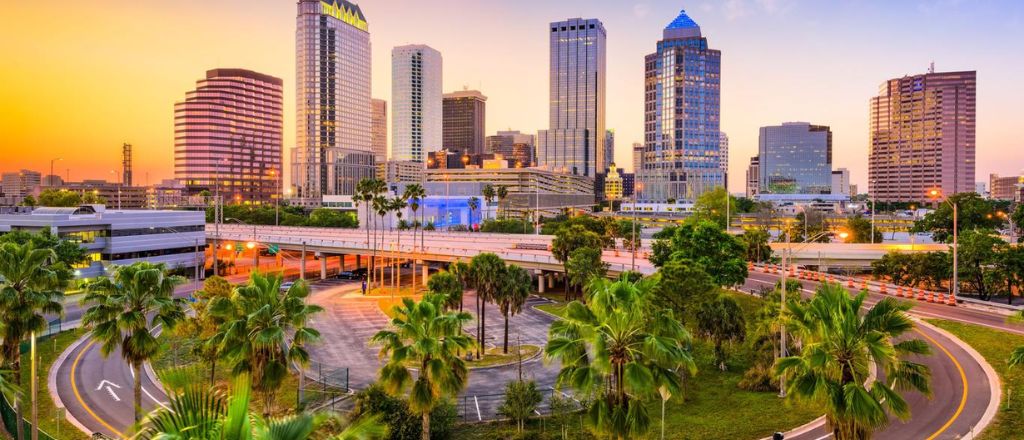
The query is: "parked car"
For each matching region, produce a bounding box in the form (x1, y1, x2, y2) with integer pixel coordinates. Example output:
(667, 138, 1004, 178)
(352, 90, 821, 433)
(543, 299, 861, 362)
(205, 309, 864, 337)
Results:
(336, 271, 360, 280)
(280, 281, 295, 291)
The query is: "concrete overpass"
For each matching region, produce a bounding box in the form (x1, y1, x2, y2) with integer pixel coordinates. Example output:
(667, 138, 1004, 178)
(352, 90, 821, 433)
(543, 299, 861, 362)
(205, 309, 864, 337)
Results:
(770, 242, 948, 269)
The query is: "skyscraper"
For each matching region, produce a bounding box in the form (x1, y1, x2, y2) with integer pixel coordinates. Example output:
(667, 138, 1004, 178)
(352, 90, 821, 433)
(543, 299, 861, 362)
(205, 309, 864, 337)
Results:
(869, 69, 976, 202)
(758, 122, 833, 194)
(292, 0, 374, 202)
(638, 9, 722, 202)
(719, 132, 729, 190)
(371, 98, 388, 164)
(442, 90, 486, 156)
(832, 168, 851, 196)
(392, 44, 443, 163)
(632, 142, 643, 173)
(175, 68, 283, 204)
(603, 129, 615, 172)
(537, 18, 606, 178)
(745, 156, 760, 198)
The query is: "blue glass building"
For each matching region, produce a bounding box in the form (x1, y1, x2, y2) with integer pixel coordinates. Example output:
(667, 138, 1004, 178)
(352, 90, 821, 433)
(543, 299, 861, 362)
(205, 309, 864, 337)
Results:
(638, 9, 722, 202)
(758, 122, 833, 194)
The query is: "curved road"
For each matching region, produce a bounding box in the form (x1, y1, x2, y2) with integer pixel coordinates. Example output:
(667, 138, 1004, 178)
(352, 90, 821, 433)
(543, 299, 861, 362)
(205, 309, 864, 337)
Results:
(744, 271, 1001, 439)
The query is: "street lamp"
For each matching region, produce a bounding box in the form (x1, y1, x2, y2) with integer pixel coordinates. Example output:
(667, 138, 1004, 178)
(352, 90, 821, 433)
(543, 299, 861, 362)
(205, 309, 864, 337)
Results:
(997, 211, 1016, 243)
(269, 169, 281, 226)
(226, 218, 259, 271)
(928, 189, 958, 306)
(50, 158, 62, 185)
(631, 182, 644, 272)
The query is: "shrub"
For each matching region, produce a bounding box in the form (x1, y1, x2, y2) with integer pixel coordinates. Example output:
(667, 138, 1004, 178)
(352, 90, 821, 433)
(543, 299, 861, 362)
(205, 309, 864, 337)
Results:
(352, 384, 457, 440)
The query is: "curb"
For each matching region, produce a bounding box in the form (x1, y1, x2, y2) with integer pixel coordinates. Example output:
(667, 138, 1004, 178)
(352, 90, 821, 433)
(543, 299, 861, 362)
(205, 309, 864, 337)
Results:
(913, 317, 1002, 440)
(48, 330, 93, 436)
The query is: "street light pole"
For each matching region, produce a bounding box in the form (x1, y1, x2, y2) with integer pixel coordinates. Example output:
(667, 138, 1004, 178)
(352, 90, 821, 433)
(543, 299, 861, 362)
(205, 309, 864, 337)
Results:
(779, 229, 789, 398)
(871, 198, 876, 244)
(952, 202, 958, 304)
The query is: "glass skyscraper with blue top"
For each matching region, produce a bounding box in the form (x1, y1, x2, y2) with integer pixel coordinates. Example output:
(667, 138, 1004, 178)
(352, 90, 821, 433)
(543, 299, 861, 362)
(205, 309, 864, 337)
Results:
(638, 9, 722, 202)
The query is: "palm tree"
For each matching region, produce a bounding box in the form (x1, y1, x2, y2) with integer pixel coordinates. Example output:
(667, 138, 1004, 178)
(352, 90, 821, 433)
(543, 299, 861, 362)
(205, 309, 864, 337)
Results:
(372, 194, 390, 291)
(496, 185, 509, 219)
(355, 179, 376, 289)
(467, 197, 480, 229)
(777, 283, 932, 440)
(695, 294, 746, 371)
(0, 370, 19, 440)
(470, 253, 505, 359)
(403, 184, 426, 290)
(426, 270, 463, 312)
(391, 196, 408, 294)
(370, 294, 474, 440)
(0, 242, 62, 440)
(495, 265, 531, 353)
(482, 184, 495, 221)
(82, 261, 187, 424)
(208, 273, 323, 415)
(135, 373, 384, 440)
(545, 277, 696, 440)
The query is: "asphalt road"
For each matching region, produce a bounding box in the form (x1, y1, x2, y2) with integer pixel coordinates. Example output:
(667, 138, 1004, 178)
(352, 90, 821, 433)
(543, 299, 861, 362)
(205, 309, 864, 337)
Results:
(743, 271, 1001, 440)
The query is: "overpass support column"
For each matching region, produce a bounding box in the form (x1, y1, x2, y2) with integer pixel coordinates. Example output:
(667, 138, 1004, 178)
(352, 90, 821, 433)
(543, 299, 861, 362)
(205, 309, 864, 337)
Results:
(300, 243, 306, 281)
(356, 254, 362, 269)
(339, 254, 346, 271)
(537, 270, 545, 293)
(320, 255, 328, 280)
(547, 274, 554, 289)
(422, 264, 429, 287)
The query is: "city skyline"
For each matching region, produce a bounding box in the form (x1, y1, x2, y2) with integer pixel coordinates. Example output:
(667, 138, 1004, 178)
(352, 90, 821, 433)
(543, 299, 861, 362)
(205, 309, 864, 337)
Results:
(2, 0, 1023, 194)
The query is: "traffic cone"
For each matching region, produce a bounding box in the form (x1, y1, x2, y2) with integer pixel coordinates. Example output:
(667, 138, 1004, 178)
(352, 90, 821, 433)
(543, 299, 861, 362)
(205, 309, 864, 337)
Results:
(827, 274, 834, 283)
(927, 290, 936, 303)
(880, 284, 889, 295)
(748, 261, 754, 272)
(861, 280, 868, 291)
(916, 288, 926, 301)
(847, 278, 855, 288)
(947, 294, 957, 306)
(896, 286, 904, 297)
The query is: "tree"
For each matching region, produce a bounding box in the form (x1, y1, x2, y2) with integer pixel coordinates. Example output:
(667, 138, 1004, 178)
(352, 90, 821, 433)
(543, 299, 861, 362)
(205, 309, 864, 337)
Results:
(208, 273, 323, 414)
(788, 211, 831, 243)
(545, 278, 696, 440)
(498, 380, 543, 433)
(650, 221, 747, 287)
(370, 295, 473, 440)
(177, 276, 233, 386)
(652, 259, 717, 320)
(392, 196, 409, 292)
(496, 185, 509, 218)
(0, 229, 86, 281)
(777, 284, 932, 440)
(843, 214, 883, 243)
(356, 179, 380, 289)
(912, 252, 951, 292)
(482, 184, 496, 221)
(494, 265, 532, 353)
(467, 197, 480, 226)
(995, 246, 1024, 304)
(695, 294, 746, 371)
(37, 189, 81, 207)
(691, 186, 737, 228)
(551, 225, 605, 297)
(20, 195, 36, 207)
(912, 192, 1005, 242)
(565, 247, 608, 300)
(136, 373, 384, 440)
(352, 384, 455, 440)
(871, 251, 916, 286)
(308, 208, 358, 228)
(956, 229, 1004, 301)
(82, 261, 187, 424)
(740, 228, 773, 263)
(470, 253, 505, 359)
(426, 270, 463, 312)
(0, 242, 64, 440)
(403, 183, 427, 289)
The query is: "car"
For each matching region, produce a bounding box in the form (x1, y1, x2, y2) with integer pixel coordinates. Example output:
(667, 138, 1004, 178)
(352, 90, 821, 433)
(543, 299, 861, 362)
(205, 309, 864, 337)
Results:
(336, 271, 360, 280)
(350, 268, 368, 277)
(280, 281, 295, 291)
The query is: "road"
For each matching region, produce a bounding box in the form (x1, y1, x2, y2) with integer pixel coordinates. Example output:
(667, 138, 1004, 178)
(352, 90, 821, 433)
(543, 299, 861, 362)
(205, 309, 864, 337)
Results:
(743, 271, 1002, 440)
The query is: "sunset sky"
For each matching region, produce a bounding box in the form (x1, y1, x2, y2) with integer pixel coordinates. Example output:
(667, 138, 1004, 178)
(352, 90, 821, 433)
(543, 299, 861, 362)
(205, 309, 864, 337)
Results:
(2, 0, 1022, 193)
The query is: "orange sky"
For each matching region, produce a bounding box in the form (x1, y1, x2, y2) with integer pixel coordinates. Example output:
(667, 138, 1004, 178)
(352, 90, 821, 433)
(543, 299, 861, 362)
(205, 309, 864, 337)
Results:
(2, 0, 1022, 193)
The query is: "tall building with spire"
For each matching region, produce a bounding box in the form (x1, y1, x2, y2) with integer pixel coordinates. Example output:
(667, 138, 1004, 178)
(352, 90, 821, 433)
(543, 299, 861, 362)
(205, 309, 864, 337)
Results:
(292, 0, 374, 204)
(638, 9, 722, 202)
(537, 18, 607, 179)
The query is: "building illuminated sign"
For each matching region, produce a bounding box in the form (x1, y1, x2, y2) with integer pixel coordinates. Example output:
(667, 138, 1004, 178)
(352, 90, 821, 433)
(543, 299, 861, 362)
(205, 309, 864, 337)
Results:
(321, 1, 368, 31)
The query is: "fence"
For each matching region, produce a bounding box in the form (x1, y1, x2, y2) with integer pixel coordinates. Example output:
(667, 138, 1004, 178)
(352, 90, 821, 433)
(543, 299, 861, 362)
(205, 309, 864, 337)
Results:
(456, 386, 581, 423)
(3, 329, 64, 440)
(298, 361, 357, 412)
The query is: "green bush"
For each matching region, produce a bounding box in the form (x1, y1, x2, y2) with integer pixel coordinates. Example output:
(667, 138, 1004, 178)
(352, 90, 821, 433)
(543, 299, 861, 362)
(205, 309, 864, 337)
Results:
(481, 218, 532, 234)
(352, 384, 457, 440)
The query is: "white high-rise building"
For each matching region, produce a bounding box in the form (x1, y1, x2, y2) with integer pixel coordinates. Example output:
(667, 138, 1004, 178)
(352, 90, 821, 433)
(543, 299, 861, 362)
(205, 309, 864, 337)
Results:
(292, 0, 374, 203)
(720, 131, 729, 190)
(832, 168, 851, 196)
(392, 45, 443, 163)
(537, 18, 607, 178)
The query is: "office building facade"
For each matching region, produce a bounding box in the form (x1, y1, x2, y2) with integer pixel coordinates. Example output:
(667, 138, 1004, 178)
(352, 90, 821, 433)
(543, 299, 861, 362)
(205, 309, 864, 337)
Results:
(746, 156, 760, 198)
(371, 98, 388, 164)
(293, 0, 374, 203)
(486, 131, 535, 168)
(1, 169, 41, 200)
(175, 68, 283, 205)
(868, 70, 976, 202)
(603, 130, 615, 173)
(758, 122, 833, 195)
(832, 168, 851, 196)
(720, 131, 729, 190)
(442, 90, 486, 156)
(537, 18, 606, 178)
(392, 45, 443, 163)
(989, 174, 1022, 201)
(639, 9, 723, 202)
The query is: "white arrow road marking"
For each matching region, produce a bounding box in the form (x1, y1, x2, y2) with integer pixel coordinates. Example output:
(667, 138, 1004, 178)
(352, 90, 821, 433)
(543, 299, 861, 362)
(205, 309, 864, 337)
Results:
(96, 380, 121, 401)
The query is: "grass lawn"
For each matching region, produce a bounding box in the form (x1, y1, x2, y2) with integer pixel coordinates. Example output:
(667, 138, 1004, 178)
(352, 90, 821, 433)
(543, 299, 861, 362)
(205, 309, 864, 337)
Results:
(466, 345, 541, 369)
(925, 319, 1024, 440)
(21, 328, 89, 440)
(451, 291, 820, 439)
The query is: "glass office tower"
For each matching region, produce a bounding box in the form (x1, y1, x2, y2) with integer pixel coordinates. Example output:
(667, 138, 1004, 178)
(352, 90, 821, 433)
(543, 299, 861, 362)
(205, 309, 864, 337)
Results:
(292, 0, 374, 203)
(758, 122, 833, 194)
(537, 18, 606, 178)
(638, 9, 722, 202)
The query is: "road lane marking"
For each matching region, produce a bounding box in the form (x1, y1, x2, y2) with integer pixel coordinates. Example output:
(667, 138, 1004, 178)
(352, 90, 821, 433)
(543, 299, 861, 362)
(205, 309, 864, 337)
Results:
(96, 380, 122, 402)
(71, 339, 125, 438)
(128, 364, 171, 410)
(915, 328, 969, 440)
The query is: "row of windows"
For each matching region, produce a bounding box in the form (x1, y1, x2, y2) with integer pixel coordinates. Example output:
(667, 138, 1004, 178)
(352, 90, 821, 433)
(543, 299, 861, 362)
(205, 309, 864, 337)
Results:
(103, 246, 200, 262)
(109, 225, 204, 237)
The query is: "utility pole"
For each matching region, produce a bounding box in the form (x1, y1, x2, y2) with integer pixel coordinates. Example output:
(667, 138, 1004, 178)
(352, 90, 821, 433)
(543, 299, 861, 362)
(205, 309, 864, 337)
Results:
(778, 229, 789, 398)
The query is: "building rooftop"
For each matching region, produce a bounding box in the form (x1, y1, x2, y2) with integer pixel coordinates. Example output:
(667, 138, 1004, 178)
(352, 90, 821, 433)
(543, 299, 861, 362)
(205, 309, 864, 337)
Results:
(664, 9, 701, 39)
